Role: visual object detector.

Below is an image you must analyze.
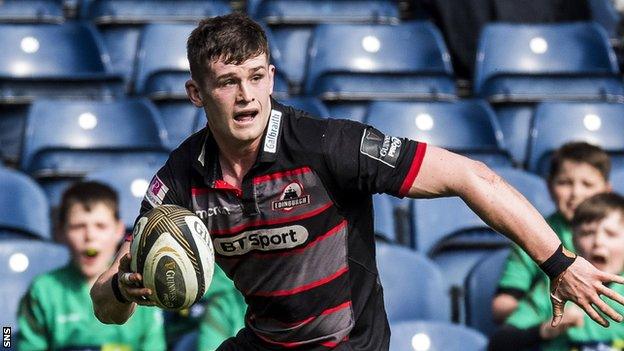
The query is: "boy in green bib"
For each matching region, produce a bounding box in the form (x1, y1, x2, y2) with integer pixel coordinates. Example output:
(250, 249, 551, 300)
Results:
(493, 142, 612, 323)
(489, 192, 624, 351)
(17, 182, 166, 351)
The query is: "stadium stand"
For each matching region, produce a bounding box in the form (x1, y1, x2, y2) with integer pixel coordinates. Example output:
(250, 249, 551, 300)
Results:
(86, 164, 160, 232)
(20, 98, 169, 208)
(0, 238, 70, 334)
(589, 0, 622, 45)
(464, 248, 510, 337)
(376, 242, 451, 322)
(173, 331, 199, 351)
(364, 100, 512, 168)
(389, 320, 488, 351)
(0, 22, 124, 163)
(252, 0, 401, 94)
(0, 0, 65, 24)
(474, 22, 624, 166)
(527, 102, 624, 176)
(0, 167, 50, 240)
(373, 194, 399, 243)
(276, 97, 331, 118)
(82, 0, 231, 84)
(612, 166, 624, 195)
(305, 22, 457, 122)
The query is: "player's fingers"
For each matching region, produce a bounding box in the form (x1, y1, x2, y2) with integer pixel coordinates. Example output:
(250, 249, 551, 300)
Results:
(581, 302, 609, 327)
(597, 284, 624, 311)
(119, 272, 143, 287)
(118, 253, 131, 272)
(550, 294, 564, 327)
(600, 271, 624, 285)
(591, 294, 623, 323)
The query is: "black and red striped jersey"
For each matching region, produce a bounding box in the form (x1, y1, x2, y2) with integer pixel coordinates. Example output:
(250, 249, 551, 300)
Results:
(135, 100, 427, 350)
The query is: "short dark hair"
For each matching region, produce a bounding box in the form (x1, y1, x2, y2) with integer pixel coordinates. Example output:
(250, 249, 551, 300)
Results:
(58, 181, 119, 226)
(572, 192, 624, 228)
(548, 141, 611, 183)
(187, 13, 269, 81)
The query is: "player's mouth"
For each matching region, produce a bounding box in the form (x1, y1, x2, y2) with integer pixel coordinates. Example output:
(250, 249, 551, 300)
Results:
(233, 109, 259, 124)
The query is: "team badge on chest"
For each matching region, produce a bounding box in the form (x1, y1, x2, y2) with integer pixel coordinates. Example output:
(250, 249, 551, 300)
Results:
(272, 182, 310, 211)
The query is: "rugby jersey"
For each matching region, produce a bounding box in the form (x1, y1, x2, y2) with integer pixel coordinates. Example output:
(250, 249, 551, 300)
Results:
(134, 100, 427, 350)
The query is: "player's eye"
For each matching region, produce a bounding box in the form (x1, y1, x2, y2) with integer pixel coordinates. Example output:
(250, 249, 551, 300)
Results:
(252, 74, 263, 82)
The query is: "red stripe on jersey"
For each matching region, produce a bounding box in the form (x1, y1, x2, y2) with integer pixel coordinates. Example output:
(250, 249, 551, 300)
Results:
(250, 301, 352, 328)
(192, 181, 242, 197)
(253, 166, 313, 184)
(398, 142, 427, 197)
(320, 336, 349, 348)
(211, 201, 334, 236)
(251, 266, 348, 297)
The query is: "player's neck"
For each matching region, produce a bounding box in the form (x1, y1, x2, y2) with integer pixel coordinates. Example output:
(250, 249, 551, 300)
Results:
(217, 139, 261, 188)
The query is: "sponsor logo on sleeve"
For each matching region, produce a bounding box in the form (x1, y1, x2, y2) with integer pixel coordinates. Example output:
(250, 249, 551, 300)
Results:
(359, 128, 402, 168)
(214, 225, 309, 256)
(263, 109, 282, 154)
(272, 182, 310, 211)
(145, 175, 169, 207)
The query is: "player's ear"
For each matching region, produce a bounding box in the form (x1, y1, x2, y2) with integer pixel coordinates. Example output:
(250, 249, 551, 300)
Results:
(268, 64, 275, 95)
(186, 79, 204, 108)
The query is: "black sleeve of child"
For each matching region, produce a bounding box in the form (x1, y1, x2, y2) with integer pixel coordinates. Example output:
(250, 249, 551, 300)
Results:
(488, 325, 541, 351)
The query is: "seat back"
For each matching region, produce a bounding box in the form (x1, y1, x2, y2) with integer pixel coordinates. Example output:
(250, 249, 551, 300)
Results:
(21, 98, 169, 176)
(0, 239, 70, 329)
(465, 249, 510, 336)
(389, 320, 487, 351)
(376, 242, 450, 322)
(365, 100, 511, 167)
(277, 97, 331, 118)
(528, 102, 624, 175)
(305, 22, 456, 100)
(611, 166, 624, 195)
(0, 0, 64, 24)
(0, 168, 50, 240)
(83, 0, 230, 23)
(474, 22, 621, 100)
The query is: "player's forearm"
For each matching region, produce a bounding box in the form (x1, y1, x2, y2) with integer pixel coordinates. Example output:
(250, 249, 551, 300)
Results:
(457, 160, 559, 264)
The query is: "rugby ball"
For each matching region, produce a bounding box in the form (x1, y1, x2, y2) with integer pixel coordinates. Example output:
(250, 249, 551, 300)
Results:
(130, 205, 214, 310)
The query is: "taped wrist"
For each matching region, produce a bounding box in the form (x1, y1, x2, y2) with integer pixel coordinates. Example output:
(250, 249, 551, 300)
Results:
(111, 272, 130, 304)
(539, 244, 577, 280)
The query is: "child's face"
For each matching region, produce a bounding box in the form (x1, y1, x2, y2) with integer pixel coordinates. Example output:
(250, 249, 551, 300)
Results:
(63, 203, 124, 281)
(575, 211, 624, 275)
(549, 160, 610, 221)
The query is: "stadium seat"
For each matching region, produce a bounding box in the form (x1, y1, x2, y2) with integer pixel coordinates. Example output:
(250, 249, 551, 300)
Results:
(86, 165, 161, 231)
(474, 22, 624, 165)
(373, 194, 397, 242)
(0, 22, 124, 162)
(589, 0, 621, 44)
(611, 166, 624, 195)
(20, 99, 169, 207)
(493, 167, 555, 216)
(277, 97, 331, 118)
(0, 238, 70, 332)
(305, 22, 456, 122)
(0, 0, 64, 24)
(365, 100, 512, 168)
(83, 0, 231, 83)
(253, 0, 400, 93)
(0, 167, 50, 240)
(376, 242, 450, 322)
(464, 249, 510, 336)
(527, 102, 624, 176)
(172, 331, 198, 351)
(389, 320, 488, 351)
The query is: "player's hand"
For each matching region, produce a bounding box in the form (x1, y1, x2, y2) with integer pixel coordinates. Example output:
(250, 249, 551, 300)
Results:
(117, 253, 155, 306)
(550, 256, 624, 327)
(540, 305, 584, 340)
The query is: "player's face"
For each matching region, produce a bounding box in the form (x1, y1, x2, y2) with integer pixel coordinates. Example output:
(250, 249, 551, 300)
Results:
(192, 53, 274, 149)
(574, 211, 624, 275)
(549, 160, 610, 221)
(63, 203, 124, 282)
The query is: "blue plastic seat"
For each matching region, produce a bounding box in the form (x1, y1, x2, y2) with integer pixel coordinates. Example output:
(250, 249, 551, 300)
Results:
(172, 331, 198, 351)
(588, 0, 621, 44)
(528, 102, 624, 176)
(612, 166, 624, 195)
(86, 165, 161, 231)
(20, 99, 169, 207)
(277, 97, 331, 118)
(0, 238, 70, 331)
(465, 249, 510, 337)
(0, 168, 50, 240)
(389, 320, 487, 351)
(474, 22, 624, 165)
(83, 0, 231, 83)
(373, 194, 397, 242)
(253, 0, 400, 93)
(0, 0, 64, 24)
(376, 242, 450, 322)
(365, 100, 512, 168)
(0, 22, 124, 162)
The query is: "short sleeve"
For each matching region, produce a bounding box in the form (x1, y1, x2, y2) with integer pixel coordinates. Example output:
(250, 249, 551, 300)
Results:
(17, 284, 49, 351)
(321, 119, 427, 197)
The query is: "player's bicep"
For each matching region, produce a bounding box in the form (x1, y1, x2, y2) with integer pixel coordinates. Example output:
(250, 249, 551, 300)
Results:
(404, 145, 476, 198)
